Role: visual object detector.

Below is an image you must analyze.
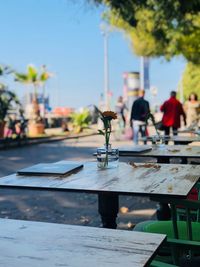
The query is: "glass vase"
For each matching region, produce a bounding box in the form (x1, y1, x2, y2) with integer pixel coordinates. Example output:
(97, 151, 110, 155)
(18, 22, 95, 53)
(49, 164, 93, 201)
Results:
(152, 135, 165, 147)
(97, 144, 119, 169)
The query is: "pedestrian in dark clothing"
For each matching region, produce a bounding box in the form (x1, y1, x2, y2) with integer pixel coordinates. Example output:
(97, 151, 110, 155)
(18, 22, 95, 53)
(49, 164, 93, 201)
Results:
(160, 91, 186, 137)
(130, 90, 150, 144)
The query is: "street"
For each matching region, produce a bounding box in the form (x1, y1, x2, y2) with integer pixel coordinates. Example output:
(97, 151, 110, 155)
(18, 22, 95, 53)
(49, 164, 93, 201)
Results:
(0, 135, 156, 229)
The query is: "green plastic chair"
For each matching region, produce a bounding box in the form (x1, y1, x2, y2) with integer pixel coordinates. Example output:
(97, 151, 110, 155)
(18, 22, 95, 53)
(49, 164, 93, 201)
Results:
(150, 260, 178, 267)
(177, 182, 200, 222)
(134, 184, 200, 266)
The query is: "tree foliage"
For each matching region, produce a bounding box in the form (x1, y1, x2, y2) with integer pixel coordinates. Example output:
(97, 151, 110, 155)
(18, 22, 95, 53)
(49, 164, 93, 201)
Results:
(94, 0, 200, 64)
(15, 65, 52, 123)
(0, 85, 21, 122)
(182, 63, 200, 100)
(0, 65, 21, 123)
(15, 65, 51, 92)
(70, 109, 91, 133)
(0, 65, 13, 76)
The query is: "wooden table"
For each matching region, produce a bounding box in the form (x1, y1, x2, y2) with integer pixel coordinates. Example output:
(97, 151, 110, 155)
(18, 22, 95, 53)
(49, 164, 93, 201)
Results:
(177, 129, 198, 134)
(0, 218, 166, 267)
(0, 161, 200, 228)
(119, 145, 200, 164)
(140, 135, 200, 145)
(0, 219, 166, 267)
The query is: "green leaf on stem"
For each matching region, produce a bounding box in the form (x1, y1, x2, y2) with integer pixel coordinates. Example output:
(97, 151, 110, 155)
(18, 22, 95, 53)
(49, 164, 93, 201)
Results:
(98, 129, 105, 136)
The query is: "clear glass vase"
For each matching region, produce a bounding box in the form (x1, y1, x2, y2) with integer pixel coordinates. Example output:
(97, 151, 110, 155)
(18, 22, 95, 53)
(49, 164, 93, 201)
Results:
(97, 144, 119, 169)
(152, 135, 165, 147)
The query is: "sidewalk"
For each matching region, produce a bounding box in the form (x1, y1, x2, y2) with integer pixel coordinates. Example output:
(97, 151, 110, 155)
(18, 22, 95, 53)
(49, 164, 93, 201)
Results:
(0, 127, 98, 150)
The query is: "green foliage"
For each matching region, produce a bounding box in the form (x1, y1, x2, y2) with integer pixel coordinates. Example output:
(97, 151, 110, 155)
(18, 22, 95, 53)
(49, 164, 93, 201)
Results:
(70, 109, 91, 133)
(0, 85, 22, 122)
(15, 65, 52, 123)
(0, 64, 21, 123)
(98, 129, 105, 136)
(0, 65, 13, 76)
(15, 65, 51, 88)
(182, 62, 200, 100)
(96, 0, 200, 63)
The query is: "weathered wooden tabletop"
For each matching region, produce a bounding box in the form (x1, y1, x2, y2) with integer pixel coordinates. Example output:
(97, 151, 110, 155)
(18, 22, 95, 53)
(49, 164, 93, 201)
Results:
(140, 135, 200, 144)
(0, 161, 199, 198)
(119, 145, 200, 159)
(169, 136, 200, 142)
(177, 129, 199, 134)
(0, 218, 166, 267)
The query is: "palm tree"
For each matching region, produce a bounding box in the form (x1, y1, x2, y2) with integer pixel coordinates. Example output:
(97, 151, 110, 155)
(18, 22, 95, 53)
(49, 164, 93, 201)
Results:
(15, 65, 51, 123)
(0, 64, 13, 76)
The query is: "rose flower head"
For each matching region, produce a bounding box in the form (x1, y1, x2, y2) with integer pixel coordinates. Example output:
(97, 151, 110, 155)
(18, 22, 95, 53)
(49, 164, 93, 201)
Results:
(102, 111, 117, 120)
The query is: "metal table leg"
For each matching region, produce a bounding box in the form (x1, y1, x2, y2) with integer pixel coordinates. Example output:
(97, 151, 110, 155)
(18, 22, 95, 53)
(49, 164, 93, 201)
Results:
(157, 157, 170, 164)
(181, 157, 188, 164)
(98, 193, 119, 229)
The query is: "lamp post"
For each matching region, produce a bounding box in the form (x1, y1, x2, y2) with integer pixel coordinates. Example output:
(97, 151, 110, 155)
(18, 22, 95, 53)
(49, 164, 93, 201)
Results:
(100, 23, 110, 110)
(140, 56, 150, 90)
(150, 86, 158, 112)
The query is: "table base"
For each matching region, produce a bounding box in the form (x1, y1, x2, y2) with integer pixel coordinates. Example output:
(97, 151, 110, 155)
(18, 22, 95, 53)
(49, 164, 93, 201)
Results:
(98, 193, 119, 229)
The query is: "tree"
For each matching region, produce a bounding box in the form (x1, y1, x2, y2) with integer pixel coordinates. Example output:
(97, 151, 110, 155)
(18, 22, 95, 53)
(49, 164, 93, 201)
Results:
(15, 65, 51, 123)
(0, 65, 13, 76)
(0, 65, 22, 138)
(182, 63, 200, 100)
(0, 84, 21, 123)
(93, 0, 200, 64)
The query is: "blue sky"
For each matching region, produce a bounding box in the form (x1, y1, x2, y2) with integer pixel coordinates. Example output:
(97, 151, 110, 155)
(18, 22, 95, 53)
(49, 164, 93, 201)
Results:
(1, 0, 186, 109)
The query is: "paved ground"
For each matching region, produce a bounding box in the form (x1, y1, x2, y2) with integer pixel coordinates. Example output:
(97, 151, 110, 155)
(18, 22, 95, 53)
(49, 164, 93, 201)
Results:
(0, 134, 157, 230)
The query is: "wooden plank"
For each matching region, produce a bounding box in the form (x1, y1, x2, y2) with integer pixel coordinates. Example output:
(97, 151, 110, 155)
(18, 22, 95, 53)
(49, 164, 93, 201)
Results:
(0, 218, 166, 267)
(0, 162, 199, 198)
(119, 145, 200, 158)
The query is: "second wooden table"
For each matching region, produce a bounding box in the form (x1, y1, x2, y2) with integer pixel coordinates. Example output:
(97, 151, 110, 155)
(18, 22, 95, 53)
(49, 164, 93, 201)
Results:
(0, 161, 199, 228)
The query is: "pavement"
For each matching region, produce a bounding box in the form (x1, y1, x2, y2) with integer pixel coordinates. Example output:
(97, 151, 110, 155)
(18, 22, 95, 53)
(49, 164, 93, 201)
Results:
(0, 133, 157, 230)
(0, 127, 98, 150)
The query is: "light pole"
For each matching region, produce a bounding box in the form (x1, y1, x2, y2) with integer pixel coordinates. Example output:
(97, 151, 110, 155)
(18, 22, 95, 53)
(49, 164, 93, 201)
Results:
(100, 23, 110, 110)
(150, 86, 158, 112)
(140, 56, 150, 90)
(140, 57, 144, 90)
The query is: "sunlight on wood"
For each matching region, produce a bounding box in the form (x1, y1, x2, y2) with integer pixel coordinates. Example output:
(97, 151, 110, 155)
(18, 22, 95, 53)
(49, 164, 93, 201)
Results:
(118, 222, 136, 230)
(120, 206, 129, 213)
(123, 209, 156, 216)
(7, 156, 23, 160)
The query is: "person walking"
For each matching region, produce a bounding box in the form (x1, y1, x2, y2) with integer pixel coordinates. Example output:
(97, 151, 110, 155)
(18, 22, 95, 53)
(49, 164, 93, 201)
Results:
(184, 92, 200, 128)
(130, 90, 150, 144)
(115, 96, 127, 128)
(160, 91, 186, 136)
